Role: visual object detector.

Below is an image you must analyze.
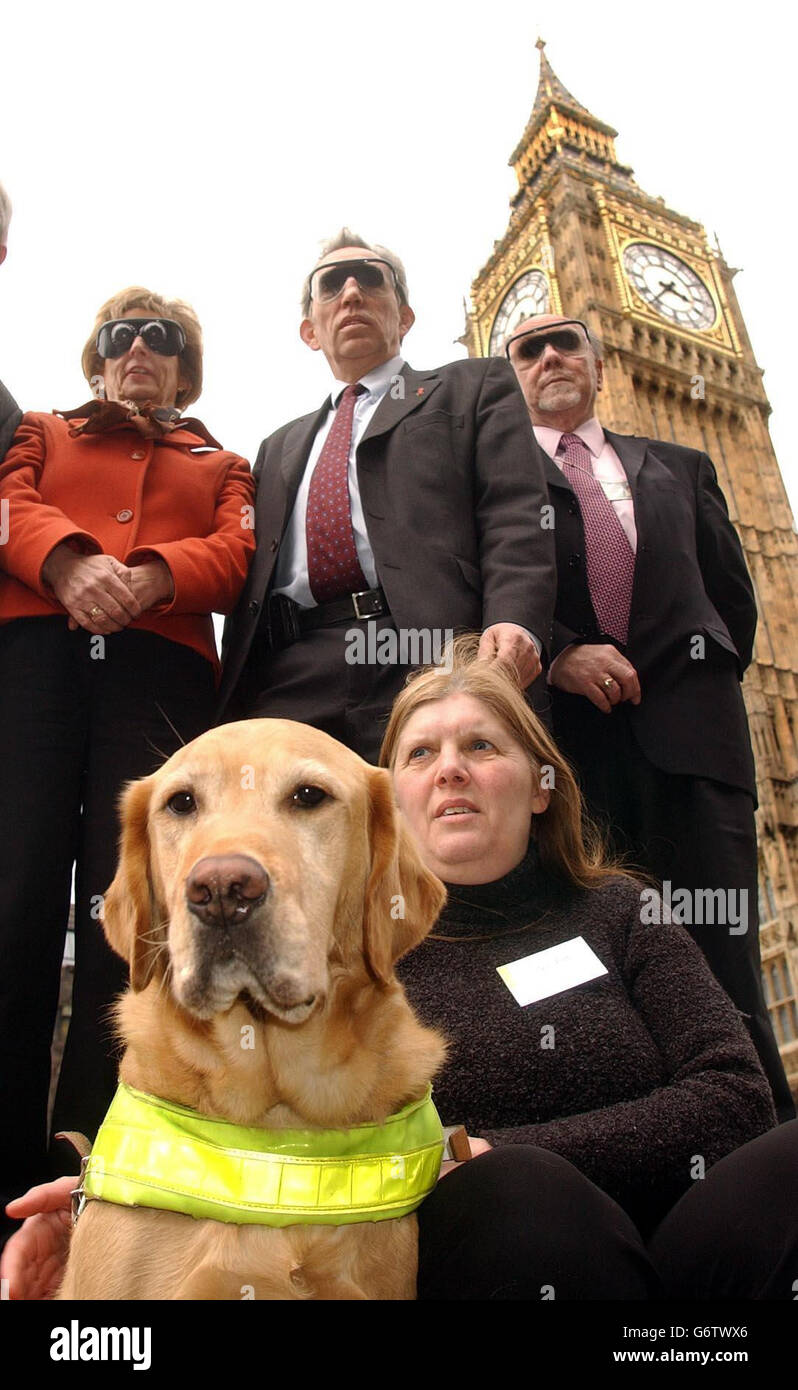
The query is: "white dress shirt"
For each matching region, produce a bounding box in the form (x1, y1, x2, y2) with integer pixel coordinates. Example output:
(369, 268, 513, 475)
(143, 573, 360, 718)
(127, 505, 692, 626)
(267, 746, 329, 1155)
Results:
(273, 355, 405, 605)
(533, 417, 637, 552)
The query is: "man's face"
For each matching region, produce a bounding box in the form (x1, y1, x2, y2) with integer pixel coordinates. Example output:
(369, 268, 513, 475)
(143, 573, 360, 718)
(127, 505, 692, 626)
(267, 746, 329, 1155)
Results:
(507, 314, 603, 428)
(300, 245, 415, 381)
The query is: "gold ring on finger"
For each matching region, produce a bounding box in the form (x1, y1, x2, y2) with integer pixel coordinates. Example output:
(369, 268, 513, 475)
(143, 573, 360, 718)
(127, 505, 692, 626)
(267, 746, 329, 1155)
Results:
(89, 605, 104, 618)
(602, 676, 615, 688)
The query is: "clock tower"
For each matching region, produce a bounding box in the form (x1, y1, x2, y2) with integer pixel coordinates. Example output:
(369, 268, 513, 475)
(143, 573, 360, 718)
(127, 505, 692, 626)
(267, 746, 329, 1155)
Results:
(466, 41, 798, 1091)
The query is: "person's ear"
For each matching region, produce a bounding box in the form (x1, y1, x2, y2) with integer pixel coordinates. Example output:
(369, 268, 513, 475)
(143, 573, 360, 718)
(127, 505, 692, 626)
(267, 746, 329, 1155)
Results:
(300, 318, 321, 352)
(596, 358, 604, 392)
(531, 785, 550, 815)
(398, 304, 415, 341)
(0, 245, 7, 266)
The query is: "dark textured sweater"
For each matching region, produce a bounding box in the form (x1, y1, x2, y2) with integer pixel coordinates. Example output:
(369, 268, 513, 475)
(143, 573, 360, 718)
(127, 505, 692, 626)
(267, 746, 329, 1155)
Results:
(398, 851, 776, 1235)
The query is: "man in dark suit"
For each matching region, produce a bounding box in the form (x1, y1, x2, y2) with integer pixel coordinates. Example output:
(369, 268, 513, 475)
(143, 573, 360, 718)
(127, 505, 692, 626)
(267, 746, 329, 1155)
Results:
(507, 312, 792, 1118)
(0, 181, 22, 464)
(219, 232, 555, 762)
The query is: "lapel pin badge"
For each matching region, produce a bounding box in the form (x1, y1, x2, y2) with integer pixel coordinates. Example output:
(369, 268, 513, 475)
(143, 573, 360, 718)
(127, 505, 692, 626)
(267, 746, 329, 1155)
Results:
(416, 387, 425, 397)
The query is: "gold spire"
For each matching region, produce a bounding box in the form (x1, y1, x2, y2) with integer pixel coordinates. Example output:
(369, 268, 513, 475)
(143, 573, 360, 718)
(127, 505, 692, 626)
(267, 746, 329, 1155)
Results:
(510, 42, 622, 189)
(531, 38, 595, 124)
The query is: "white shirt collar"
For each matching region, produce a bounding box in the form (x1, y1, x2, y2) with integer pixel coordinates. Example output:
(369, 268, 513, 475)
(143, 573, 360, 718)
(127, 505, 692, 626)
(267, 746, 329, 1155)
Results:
(330, 355, 405, 408)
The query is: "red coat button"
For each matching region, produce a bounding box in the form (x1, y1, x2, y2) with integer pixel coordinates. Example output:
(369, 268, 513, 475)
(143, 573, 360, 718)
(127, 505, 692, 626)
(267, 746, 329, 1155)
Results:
(116, 508, 134, 523)
(131, 450, 146, 460)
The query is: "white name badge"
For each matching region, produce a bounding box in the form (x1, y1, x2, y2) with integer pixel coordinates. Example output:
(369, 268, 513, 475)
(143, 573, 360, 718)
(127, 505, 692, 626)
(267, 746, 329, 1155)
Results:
(496, 936, 608, 1007)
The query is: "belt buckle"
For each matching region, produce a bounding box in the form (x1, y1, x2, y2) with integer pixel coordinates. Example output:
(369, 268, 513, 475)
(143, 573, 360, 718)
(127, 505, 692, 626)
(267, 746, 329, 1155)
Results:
(271, 593, 301, 644)
(352, 589, 381, 620)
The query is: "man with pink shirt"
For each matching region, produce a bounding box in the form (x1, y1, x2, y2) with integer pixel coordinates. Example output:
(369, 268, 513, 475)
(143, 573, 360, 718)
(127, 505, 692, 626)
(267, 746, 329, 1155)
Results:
(507, 313, 792, 1120)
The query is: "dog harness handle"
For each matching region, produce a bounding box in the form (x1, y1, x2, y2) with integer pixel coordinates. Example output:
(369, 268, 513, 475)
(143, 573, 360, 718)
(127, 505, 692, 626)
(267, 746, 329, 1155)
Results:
(81, 1083, 444, 1226)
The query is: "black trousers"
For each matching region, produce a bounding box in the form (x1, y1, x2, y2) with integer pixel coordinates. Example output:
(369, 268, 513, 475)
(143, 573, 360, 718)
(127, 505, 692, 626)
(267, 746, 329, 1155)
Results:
(0, 619, 215, 1235)
(554, 704, 793, 1121)
(417, 1146, 660, 1300)
(243, 618, 419, 765)
(418, 1124, 798, 1300)
(649, 1119, 798, 1299)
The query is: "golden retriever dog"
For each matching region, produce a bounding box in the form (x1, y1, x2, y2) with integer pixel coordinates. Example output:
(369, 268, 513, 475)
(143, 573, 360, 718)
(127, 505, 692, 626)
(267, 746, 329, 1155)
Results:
(58, 719, 446, 1300)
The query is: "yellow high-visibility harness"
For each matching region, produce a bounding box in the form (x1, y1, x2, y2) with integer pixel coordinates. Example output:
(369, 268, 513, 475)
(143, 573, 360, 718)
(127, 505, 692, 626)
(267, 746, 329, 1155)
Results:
(80, 1082, 443, 1227)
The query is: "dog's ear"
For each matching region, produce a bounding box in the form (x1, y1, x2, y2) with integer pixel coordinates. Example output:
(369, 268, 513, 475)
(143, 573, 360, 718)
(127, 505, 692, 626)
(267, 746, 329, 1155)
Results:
(102, 776, 164, 992)
(363, 768, 447, 985)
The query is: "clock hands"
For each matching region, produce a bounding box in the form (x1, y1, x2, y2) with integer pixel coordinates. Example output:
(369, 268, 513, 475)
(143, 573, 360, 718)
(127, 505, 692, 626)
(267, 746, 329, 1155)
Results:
(655, 278, 689, 304)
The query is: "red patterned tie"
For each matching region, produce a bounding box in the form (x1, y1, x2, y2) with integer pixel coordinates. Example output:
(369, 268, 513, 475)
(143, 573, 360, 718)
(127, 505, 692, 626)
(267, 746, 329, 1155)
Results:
(558, 432, 635, 643)
(306, 383, 369, 603)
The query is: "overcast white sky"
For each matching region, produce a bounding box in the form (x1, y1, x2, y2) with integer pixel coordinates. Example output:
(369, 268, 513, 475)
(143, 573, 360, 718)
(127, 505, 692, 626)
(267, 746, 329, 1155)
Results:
(2, 0, 796, 515)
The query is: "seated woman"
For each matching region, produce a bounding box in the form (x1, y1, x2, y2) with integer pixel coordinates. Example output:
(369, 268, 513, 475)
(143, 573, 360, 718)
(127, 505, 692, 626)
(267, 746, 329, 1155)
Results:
(0, 289, 255, 1240)
(380, 635, 797, 1299)
(3, 639, 796, 1298)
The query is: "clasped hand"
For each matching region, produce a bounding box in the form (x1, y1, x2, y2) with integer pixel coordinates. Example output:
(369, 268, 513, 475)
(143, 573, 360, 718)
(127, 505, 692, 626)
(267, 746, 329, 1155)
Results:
(41, 546, 173, 635)
(550, 642, 641, 713)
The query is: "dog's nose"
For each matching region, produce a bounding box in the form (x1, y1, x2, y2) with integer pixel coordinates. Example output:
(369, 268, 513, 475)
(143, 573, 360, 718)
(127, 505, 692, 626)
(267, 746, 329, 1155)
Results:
(185, 854, 269, 927)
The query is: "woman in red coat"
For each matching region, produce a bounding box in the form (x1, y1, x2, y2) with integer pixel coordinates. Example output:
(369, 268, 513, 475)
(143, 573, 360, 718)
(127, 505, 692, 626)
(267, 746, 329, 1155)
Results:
(0, 287, 255, 1237)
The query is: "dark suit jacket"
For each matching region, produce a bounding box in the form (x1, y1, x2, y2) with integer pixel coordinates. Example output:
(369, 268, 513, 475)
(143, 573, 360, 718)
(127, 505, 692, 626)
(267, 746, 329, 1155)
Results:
(219, 357, 556, 716)
(545, 430, 757, 796)
(0, 379, 21, 465)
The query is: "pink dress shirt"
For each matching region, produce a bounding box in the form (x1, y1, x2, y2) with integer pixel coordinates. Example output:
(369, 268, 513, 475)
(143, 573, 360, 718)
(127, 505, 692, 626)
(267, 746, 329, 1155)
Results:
(533, 417, 637, 552)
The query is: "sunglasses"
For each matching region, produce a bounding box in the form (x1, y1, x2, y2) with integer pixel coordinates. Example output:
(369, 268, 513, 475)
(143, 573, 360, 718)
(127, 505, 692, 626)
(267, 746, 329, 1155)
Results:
(505, 320, 590, 362)
(96, 318, 187, 360)
(309, 258, 399, 302)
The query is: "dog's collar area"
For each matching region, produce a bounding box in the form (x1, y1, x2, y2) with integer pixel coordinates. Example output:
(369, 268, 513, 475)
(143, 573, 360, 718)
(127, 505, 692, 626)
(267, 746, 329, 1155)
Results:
(80, 1083, 444, 1227)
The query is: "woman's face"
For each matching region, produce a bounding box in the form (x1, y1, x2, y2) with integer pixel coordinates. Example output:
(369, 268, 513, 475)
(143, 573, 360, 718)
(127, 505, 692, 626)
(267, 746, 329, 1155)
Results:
(392, 692, 549, 885)
(102, 316, 185, 409)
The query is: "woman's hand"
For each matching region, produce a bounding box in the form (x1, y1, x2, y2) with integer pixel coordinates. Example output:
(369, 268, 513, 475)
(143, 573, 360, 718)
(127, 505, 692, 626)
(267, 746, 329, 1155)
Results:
(41, 547, 143, 634)
(1, 1176, 75, 1300)
(127, 559, 175, 611)
(439, 1135, 492, 1178)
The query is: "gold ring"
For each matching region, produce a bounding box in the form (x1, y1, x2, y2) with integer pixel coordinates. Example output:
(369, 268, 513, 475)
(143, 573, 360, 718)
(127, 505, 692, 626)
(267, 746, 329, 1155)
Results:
(602, 676, 615, 688)
(90, 605, 103, 618)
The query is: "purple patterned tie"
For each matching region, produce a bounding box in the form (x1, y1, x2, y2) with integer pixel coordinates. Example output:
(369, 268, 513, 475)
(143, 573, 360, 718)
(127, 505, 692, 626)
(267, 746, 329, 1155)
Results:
(558, 432, 635, 643)
(306, 382, 369, 603)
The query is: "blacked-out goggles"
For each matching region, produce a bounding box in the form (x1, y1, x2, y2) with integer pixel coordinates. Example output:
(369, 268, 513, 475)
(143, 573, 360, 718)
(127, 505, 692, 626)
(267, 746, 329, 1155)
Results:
(309, 258, 399, 302)
(96, 318, 187, 360)
(505, 319, 590, 362)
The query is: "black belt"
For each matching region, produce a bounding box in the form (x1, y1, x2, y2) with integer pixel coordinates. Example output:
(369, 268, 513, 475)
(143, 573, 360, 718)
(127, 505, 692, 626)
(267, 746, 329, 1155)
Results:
(268, 587, 389, 648)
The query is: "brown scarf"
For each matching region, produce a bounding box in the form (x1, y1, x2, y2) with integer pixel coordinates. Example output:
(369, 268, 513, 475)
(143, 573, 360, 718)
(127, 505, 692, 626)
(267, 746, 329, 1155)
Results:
(57, 399, 222, 448)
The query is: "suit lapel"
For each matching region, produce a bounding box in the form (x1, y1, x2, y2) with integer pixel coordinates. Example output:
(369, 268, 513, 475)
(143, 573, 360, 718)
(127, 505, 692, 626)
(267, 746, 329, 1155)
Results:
(603, 429, 649, 535)
(543, 450, 572, 493)
(604, 431, 647, 483)
(279, 400, 331, 494)
(359, 364, 442, 446)
(248, 401, 330, 600)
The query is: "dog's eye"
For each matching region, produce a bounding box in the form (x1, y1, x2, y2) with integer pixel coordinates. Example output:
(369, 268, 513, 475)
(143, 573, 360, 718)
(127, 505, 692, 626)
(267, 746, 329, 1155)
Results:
(291, 785, 329, 808)
(166, 791, 196, 815)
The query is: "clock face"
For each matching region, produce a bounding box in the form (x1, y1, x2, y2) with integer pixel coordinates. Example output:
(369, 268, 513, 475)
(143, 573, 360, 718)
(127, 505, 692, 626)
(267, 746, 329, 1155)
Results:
(489, 270, 550, 354)
(622, 243, 716, 331)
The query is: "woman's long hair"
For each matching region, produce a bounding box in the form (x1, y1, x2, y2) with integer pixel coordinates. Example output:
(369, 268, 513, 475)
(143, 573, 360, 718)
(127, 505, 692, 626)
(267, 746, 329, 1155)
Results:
(379, 633, 631, 890)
